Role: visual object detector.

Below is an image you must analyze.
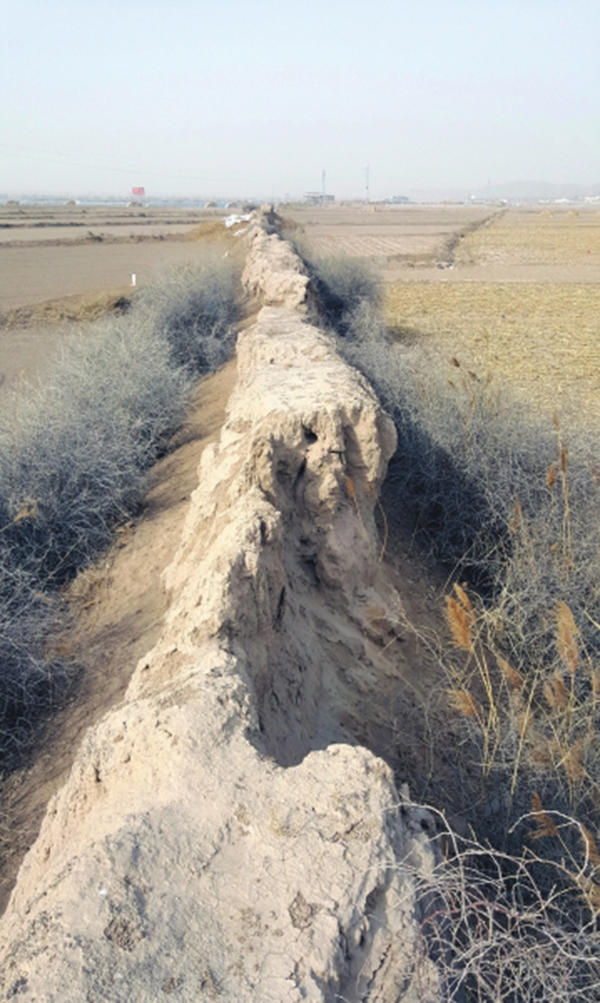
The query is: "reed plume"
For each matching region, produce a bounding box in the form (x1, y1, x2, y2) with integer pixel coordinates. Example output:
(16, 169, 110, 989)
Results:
(445, 595, 473, 650)
(556, 601, 579, 675)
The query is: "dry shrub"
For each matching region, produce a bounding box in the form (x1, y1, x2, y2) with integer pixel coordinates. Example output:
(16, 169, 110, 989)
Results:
(135, 253, 238, 372)
(442, 581, 600, 815)
(340, 319, 600, 679)
(0, 253, 239, 761)
(402, 799, 600, 1001)
(285, 234, 385, 340)
(307, 249, 600, 994)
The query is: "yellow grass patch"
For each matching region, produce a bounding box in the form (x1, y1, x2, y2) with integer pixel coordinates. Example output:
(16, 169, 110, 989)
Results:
(385, 281, 600, 426)
(185, 220, 229, 241)
(456, 209, 600, 265)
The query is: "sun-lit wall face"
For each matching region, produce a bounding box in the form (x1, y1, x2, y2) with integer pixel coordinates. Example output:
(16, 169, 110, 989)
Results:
(2, 0, 598, 200)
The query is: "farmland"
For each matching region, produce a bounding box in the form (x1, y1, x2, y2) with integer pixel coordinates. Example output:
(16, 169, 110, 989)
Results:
(0, 204, 227, 313)
(0, 204, 235, 393)
(386, 280, 600, 426)
(290, 204, 600, 429)
(285, 203, 491, 269)
(3, 202, 599, 422)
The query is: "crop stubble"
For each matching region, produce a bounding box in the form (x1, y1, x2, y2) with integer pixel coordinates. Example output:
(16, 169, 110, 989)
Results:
(386, 209, 600, 429)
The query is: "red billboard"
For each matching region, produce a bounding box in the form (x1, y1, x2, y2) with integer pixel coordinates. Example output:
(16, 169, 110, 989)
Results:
(131, 186, 145, 196)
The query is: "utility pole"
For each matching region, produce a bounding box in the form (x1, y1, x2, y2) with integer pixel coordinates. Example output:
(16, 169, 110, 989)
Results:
(365, 165, 370, 204)
(321, 168, 326, 203)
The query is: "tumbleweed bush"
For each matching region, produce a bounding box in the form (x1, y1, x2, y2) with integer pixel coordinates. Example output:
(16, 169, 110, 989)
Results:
(135, 253, 238, 372)
(0, 254, 239, 759)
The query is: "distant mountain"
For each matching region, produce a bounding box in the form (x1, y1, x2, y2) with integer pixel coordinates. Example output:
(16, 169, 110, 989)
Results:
(405, 180, 600, 203)
(483, 180, 600, 200)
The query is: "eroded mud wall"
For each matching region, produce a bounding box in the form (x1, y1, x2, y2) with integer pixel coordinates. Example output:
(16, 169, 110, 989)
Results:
(0, 219, 440, 1002)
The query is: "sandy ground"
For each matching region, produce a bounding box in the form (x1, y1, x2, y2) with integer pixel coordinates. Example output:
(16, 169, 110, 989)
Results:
(0, 204, 234, 312)
(0, 360, 237, 913)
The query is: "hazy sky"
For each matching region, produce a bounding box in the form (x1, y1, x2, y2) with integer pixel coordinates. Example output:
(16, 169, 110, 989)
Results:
(2, 0, 598, 198)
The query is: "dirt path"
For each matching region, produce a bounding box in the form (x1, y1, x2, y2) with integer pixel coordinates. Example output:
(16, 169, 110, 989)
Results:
(0, 360, 236, 913)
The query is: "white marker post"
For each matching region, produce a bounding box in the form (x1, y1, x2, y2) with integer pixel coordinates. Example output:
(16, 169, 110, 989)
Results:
(131, 273, 137, 287)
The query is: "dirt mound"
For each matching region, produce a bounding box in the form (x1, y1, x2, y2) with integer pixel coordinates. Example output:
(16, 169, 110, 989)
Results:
(242, 220, 310, 308)
(0, 287, 132, 330)
(185, 220, 229, 241)
(0, 219, 440, 1001)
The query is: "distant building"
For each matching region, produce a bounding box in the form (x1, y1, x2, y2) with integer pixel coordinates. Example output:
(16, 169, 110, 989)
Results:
(385, 195, 412, 204)
(303, 192, 335, 205)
